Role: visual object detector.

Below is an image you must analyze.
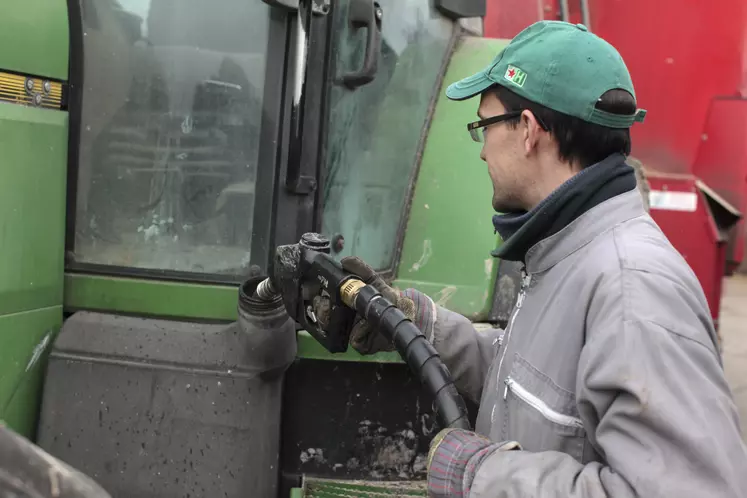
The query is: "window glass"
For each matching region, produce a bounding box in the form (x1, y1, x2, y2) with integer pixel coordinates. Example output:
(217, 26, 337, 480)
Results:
(74, 0, 270, 276)
(322, 0, 453, 270)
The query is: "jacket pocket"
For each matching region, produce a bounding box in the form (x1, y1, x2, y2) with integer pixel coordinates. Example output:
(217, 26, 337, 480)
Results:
(503, 354, 586, 461)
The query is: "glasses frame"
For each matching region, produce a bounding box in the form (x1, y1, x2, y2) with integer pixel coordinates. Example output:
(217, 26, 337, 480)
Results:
(466, 110, 549, 142)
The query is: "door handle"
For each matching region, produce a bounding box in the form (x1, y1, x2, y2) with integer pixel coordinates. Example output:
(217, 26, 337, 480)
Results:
(337, 0, 383, 89)
(262, 0, 330, 15)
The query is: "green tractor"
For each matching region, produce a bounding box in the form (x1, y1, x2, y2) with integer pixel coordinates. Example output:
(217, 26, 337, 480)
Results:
(0, 0, 532, 495)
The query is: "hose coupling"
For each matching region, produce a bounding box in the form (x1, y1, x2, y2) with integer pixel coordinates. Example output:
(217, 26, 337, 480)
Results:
(339, 278, 366, 308)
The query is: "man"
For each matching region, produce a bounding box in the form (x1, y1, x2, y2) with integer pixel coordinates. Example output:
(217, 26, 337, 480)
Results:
(341, 20, 747, 497)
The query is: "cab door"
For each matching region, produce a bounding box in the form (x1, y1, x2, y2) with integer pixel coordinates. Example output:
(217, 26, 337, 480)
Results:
(279, 0, 462, 491)
(319, 0, 455, 273)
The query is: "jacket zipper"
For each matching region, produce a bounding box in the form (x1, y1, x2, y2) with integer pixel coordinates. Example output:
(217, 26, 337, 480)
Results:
(495, 267, 530, 378)
(503, 377, 584, 429)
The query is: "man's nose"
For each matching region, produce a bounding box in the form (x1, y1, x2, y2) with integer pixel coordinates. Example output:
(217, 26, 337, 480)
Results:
(480, 147, 486, 162)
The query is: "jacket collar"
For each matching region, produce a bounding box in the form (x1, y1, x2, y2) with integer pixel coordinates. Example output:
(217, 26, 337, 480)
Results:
(491, 154, 636, 263)
(524, 190, 647, 274)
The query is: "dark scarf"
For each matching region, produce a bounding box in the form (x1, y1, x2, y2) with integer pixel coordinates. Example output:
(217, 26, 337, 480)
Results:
(492, 153, 637, 262)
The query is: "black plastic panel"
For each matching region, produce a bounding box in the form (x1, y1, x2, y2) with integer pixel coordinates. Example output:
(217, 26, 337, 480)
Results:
(36, 312, 287, 498)
(278, 359, 478, 495)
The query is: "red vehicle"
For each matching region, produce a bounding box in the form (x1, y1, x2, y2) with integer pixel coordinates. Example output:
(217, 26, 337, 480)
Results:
(486, 0, 747, 331)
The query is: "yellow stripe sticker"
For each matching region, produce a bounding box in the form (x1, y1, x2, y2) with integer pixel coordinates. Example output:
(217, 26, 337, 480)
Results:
(0, 71, 64, 109)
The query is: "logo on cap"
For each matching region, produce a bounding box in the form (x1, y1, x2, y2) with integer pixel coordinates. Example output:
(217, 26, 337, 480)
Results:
(504, 65, 527, 87)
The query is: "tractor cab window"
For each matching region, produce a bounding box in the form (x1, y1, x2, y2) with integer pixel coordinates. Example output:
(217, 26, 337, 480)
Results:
(72, 0, 272, 277)
(321, 0, 453, 271)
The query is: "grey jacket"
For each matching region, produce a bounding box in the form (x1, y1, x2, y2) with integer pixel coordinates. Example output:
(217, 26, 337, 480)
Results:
(414, 190, 747, 497)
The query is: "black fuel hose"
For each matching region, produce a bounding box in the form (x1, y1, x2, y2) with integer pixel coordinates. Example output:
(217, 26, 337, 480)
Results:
(351, 284, 471, 430)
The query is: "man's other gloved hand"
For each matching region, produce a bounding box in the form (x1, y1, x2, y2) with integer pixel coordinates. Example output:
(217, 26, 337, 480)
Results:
(340, 256, 416, 355)
(426, 428, 521, 497)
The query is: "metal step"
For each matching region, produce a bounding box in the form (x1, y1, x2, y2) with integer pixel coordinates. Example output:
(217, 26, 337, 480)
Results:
(292, 477, 427, 497)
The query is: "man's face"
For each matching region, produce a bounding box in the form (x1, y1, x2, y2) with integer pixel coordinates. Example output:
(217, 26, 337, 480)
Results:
(477, 92, 530, 213)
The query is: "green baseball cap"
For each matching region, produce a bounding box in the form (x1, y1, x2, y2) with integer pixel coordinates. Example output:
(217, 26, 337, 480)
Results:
(446, 21, 646, 128)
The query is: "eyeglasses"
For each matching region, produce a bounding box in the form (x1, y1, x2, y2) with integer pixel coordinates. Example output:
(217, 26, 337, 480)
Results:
(466, 111, 549, 143)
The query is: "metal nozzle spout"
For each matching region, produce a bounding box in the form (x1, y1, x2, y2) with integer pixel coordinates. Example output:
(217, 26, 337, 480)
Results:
(253, 278, 279, 301)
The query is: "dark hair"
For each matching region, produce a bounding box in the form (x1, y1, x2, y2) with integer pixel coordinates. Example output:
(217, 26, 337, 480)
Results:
(492, 85, 636, 168)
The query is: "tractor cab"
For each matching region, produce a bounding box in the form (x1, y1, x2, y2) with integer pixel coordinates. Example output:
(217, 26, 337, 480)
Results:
(0, 0, 512, 496)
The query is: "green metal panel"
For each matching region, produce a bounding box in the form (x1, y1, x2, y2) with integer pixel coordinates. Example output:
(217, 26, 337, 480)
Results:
(296, 331, 404, 363)
(0, 0, 69, 80)
(64, 274, 404, 362)
(64, 274, 241, 322)
(296, 323, 497, 363)
(393, 37, 509, 321)
(0, 306, 61, 437)
(0, 105, 68, 316)
(0, 102, 67, 438)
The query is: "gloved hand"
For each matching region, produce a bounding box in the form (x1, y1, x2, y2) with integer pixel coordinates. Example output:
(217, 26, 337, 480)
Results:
(426, 428, 521, 497)
(340, 256, 417, 354)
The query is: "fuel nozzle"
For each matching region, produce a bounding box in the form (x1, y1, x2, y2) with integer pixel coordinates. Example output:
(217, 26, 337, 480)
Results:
(254, 233, 360, 353)
(253, 233, 335, 301)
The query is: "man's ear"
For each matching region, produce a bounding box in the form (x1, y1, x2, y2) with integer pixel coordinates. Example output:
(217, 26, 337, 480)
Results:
(520, 110, 543, 156)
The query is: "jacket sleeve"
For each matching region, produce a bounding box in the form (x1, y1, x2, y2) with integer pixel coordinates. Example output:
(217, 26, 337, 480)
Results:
(402, 288, 503, 404)
(462, 275, 747, 497)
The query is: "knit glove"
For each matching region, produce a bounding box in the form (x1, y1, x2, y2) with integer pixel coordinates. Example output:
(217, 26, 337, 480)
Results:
(427, 428, 521, 497)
